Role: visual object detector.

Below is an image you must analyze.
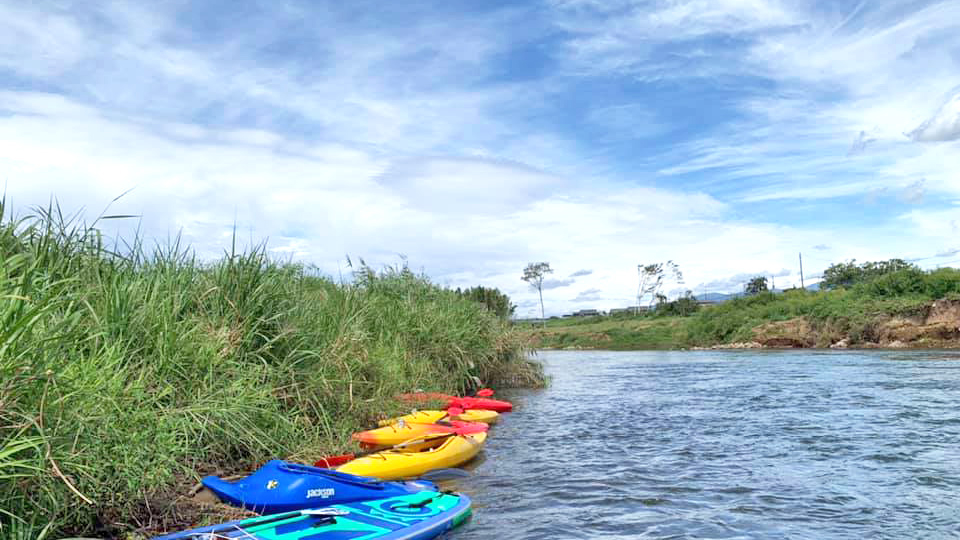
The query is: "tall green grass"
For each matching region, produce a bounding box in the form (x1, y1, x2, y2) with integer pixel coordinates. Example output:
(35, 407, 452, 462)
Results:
(0, 201, 541, 538)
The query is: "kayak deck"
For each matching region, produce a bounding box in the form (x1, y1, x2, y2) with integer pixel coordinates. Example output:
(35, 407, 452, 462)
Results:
(154, 492, 472, 540)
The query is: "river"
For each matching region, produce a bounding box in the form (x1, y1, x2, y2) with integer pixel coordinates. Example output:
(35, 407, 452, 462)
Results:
(446, 349, 960, 539)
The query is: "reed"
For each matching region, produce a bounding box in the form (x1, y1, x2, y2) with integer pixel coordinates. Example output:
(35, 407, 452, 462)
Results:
(0, 199, 540, 538)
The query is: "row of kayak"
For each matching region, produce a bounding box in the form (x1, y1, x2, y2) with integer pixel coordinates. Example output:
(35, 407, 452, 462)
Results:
(154, 391, 513, 539)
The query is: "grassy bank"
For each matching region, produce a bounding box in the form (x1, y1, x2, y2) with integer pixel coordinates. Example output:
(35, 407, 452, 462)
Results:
(521, 267, 960, 350)
(0, 203, 542, 539)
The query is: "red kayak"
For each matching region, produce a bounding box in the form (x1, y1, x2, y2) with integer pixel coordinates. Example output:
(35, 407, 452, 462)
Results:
(397, 393, 513, 413)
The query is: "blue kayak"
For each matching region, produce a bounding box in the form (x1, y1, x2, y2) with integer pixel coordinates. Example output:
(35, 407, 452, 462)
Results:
(202, 460, 437, 514)
(154, 492, 472, 540)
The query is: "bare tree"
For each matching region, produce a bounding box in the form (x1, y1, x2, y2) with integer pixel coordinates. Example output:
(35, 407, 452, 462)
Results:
(637, 260, 683, 313)
(636, 263, 663, 315)
(522, 262, 553, 326)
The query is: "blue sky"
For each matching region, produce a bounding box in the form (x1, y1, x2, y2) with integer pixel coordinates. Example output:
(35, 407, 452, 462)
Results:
(1, 0, 959, 317)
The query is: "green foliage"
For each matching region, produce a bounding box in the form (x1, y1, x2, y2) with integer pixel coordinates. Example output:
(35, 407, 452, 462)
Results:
(521, 264, 960, 349)
(529, 317, 686, 350)
(822, 258, 918, 289)
(457, 286, 516, 320)
(521, 262, 552, 288)
(745, 276, 768, 295)
(655, 290, 700, 317)
(0, 201, 539, 537)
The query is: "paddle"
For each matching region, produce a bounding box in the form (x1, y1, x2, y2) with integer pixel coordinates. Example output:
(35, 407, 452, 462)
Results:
(392, 430, 459, 449)
(195, 508, 328, 537)
(196, 508, 353, 537)
(315, 431, 455, 468)
(314, 433, 447, 468)
(317, 416, 488, 468)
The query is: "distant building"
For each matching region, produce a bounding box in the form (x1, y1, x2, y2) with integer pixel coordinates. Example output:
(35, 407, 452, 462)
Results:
(609, 306, 650, 315)
(572, 309, 601, 317)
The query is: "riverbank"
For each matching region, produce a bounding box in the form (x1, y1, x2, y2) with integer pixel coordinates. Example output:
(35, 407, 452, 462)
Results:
(519, 280, 960, 351)
(0, 204, 544, 539)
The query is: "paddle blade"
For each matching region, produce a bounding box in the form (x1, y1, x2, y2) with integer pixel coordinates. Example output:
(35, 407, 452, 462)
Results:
(314, 454, 355, 468)
(395, 431, 456, 448)
(476, 388, 494, 397)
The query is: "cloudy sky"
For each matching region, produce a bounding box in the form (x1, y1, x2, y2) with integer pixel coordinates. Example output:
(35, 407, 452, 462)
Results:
(2, 0, 959, 317)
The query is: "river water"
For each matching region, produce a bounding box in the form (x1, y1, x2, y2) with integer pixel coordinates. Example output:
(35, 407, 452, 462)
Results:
(446, 350, 960, 539)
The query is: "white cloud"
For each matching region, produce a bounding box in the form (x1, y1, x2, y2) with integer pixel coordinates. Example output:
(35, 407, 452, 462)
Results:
(550, 0, 960, 205)
(541, 278, 576, 290)
(552, 0, 801, 76)
(572, 287, 603, 302)
(899, 179, 927, 204)
(848, 130, 878, 156)
(907, 89, 960, 142)
(3, 1, 959, 318)
(900, 208, 960, 239)
(376, 157, 566, 215)
(0, 3, 88, 77)
(2, 91, 950, 315)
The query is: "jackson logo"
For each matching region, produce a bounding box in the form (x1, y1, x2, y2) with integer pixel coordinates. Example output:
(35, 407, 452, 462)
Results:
(306, 488, 335, 499)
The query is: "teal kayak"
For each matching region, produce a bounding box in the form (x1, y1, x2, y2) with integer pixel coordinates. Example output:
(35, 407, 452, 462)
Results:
(153, 491, 472, 540)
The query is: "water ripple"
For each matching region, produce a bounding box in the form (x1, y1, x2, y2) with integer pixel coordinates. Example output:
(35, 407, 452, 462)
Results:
(449, 350, 960, 539)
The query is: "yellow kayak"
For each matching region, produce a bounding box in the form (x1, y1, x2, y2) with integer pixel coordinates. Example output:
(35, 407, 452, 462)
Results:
(337, 432, 487, 480)
(353, 419, 487, 448)
(377, 409, 499, 427)
(453, 409, 499, 424)
(377, 410, 446, 427)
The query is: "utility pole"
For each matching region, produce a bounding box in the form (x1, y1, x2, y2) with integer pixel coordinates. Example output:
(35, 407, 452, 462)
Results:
(799, 252, 805, 289)
(772, 275, 775, 291)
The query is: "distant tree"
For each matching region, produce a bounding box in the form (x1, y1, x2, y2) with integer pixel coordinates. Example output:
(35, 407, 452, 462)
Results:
(459, 286, 516, 320)
(745, 276, 769, 295)
(822, 259, 918, 289)
(821, 260, 861, 289)
(674, 290, 699, 317)
(522, 262, 553, 326)
(657, 290, 699, 317)
(637, 261, 683, 313)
